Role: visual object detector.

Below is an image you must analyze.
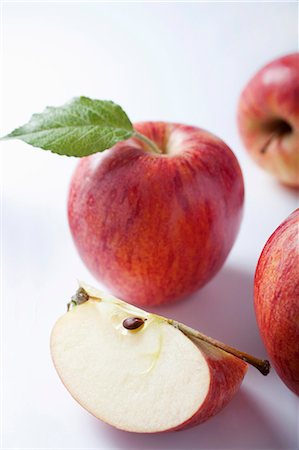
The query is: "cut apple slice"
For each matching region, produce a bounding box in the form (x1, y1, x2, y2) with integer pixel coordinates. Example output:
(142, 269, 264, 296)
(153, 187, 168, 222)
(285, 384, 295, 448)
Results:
(50, 284, 269, 432)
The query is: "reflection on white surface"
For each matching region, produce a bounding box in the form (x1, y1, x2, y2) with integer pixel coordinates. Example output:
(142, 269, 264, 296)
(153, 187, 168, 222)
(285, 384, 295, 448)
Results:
(2, 2, 298, 449)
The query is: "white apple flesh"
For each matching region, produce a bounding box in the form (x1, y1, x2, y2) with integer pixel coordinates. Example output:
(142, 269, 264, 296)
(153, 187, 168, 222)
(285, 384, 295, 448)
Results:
(51, 284, 269, 432)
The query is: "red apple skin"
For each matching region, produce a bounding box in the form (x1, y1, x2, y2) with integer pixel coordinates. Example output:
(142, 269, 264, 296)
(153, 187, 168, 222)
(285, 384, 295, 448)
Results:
(172, 344, 247, 431)
(237, 53, 299, 187)
(254, 209, 299, 395)
(68, 122, 244, 307)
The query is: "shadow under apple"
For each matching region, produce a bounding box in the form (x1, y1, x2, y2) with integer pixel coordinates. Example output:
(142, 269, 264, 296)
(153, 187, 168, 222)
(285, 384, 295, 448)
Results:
(151, 264, 267, 359)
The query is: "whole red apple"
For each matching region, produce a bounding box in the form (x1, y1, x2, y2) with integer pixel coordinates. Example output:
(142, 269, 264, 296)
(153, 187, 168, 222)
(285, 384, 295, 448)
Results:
(254, 209, 299, 395)
(237, 53, 299, 187)
(68, 122, 244, 306)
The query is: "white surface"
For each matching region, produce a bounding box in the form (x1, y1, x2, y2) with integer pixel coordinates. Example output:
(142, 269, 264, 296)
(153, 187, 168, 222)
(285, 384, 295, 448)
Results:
(1, 2, 298, 449)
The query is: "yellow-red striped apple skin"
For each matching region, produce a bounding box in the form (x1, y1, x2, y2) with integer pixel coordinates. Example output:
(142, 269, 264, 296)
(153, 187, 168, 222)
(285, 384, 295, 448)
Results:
(170, 344, 247, 431)
(68, 122, 244, 307)
(254, 209, 299, 395)
(238, 53, 299, 187)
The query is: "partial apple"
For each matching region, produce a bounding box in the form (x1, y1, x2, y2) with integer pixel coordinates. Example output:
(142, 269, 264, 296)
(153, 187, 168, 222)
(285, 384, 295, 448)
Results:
(68, 122, 244, 307)
(51, 283, 269, 433)
(255, 209, 299, 395)
(237, 53, 299, 187)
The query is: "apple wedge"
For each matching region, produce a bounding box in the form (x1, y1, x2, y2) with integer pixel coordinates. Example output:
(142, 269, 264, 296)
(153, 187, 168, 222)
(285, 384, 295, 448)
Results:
(50, 284, 270, 432)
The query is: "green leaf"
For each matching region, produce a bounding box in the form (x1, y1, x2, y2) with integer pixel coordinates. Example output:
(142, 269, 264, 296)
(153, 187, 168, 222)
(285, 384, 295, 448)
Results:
(3, 97, 134, 157)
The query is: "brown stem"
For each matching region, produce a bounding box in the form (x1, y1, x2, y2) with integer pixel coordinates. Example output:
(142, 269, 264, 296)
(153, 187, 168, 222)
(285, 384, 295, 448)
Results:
(169, 319, 270, 376)
(260, 120, 292, 154)
(260, 131, 278, 154)
(69, 287, 270, 376)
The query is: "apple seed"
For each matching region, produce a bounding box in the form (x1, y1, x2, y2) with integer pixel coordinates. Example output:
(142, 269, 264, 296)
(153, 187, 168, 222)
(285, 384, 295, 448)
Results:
(123, 317, 146, 330)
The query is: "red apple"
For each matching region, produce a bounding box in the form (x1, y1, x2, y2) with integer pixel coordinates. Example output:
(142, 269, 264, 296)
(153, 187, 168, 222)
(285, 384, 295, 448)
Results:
(237, 53, 299, 187)
(68, 122, 244, 306)
(254, 209, 299, 395)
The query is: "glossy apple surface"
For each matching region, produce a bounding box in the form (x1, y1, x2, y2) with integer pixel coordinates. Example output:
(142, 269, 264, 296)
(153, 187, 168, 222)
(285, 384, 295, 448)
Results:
(51, 284, 247, 432)
(254, 209, 299, 395)
(68, 122, 244, 306)
(238, 53, 299, 187)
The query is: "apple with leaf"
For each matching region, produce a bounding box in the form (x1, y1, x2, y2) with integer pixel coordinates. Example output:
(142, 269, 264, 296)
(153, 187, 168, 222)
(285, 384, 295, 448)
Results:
(4, 97, 244, 306)
(3, 98, 271, 431)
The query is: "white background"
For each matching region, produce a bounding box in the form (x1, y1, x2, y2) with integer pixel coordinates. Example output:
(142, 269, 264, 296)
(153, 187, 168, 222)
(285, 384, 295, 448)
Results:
(2, 2, 299, 449)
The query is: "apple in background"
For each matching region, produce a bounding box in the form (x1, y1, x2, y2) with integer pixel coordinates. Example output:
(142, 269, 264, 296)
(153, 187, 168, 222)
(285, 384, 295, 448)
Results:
(51, 284, 270, 432)
(255, 209, 299, 395)
(68, 122, 244, 307)
(237, 53, 299, 187)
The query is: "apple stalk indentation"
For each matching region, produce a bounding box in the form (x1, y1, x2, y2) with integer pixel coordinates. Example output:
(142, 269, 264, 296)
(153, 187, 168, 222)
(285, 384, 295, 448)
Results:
(260, 120, 293, 154)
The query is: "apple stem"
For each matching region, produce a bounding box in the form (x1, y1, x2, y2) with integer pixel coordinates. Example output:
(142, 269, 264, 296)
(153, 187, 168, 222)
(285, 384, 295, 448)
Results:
(260, 132, 277, 154)
(69, 287, 270, 376)
(134, 131, 162, 155)
(260, 120, 292, 154)
(169, 319, 270, 376)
